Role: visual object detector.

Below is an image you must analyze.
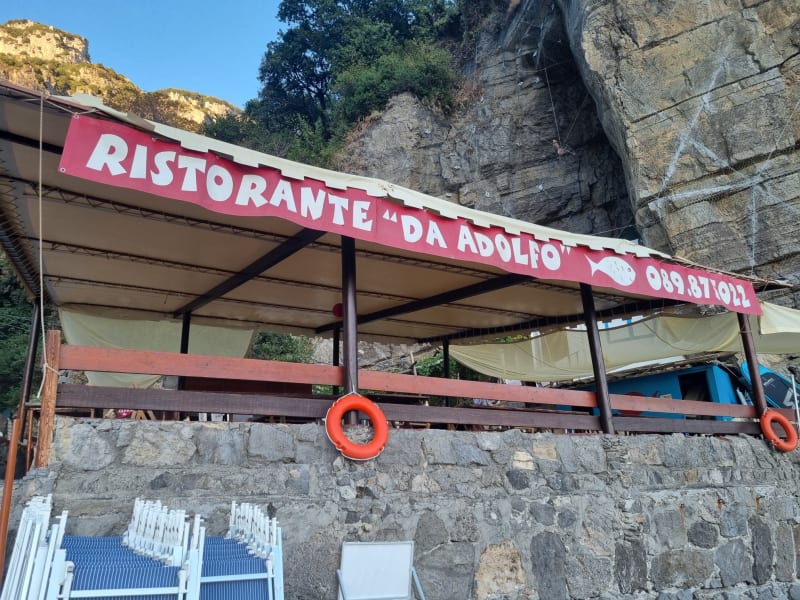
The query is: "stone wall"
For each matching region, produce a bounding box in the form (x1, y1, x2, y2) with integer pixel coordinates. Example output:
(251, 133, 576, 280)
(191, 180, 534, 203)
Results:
(9, 417, 800, 599)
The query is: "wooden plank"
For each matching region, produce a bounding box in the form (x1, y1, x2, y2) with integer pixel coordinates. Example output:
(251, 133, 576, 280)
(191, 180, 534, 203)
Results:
(59, 346, 343, 386)
(358, 371, 598, 408)
(56, 386, 602, 430)
(34, 330, 61, 468)
(379, 403, 601, 430)
(58, 344, 599, 407)
(609, 394, 757, 418)
(614, 416, 762, 435)
(57, 386, 332, 419)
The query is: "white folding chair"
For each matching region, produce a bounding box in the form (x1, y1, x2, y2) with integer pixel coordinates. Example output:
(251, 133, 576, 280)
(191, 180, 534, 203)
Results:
(336, 541, 426, 600)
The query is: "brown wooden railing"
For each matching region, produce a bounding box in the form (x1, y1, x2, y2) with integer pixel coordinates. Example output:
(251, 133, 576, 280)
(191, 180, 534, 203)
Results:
(29, 331, 796, 468)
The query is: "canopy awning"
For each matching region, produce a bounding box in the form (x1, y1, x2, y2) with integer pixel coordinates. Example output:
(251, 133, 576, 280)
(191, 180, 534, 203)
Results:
(450, 301, 800, 382)
(0, 80, 777, 345)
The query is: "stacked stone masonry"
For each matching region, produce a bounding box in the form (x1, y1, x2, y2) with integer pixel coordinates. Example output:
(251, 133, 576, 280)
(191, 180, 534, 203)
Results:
(8, 417, 800, 599)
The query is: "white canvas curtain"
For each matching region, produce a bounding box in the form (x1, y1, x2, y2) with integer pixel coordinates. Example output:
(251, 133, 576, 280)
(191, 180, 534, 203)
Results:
(59, 307, 255, 388)
(450, 302, 800, 382)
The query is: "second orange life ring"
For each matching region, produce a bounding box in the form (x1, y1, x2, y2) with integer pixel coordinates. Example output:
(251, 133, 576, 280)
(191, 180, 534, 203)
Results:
(760, 409, 798, 452)
(325, 393, 389, 460)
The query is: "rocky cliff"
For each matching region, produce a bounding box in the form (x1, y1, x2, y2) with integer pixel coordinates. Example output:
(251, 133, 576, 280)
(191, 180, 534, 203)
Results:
(337, 0, 800, 304)
(0, 19, 237, 132)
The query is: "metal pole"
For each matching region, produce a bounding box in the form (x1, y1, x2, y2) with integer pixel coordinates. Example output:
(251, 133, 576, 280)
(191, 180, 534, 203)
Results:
(333, 327, 341, 396)
(581, 284, 615, 434)
(442, 339, 451, 407)
(0, 300, 42, 585)
(176, 312, 191, 419)
(738, 312, 768, 416)
(180, 312, 191, 354)
(341, 237, 358, 424)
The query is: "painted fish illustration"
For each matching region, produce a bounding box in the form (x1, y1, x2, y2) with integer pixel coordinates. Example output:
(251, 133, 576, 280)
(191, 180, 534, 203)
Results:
(587, 256, 636, 286)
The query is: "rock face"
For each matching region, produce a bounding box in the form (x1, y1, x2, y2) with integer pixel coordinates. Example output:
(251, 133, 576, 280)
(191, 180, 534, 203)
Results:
(0, 20, 89, 63)
(338, 0, 800, 302)
(558, 0, 800, 287)
(335, 5, 635, 238)
(0, 19, 237, 131)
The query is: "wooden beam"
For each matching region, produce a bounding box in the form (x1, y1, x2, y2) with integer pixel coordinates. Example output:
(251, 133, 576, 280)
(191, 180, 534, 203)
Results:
(55, 386, 602, 430)
(609, 394, 756, 418)
(59, 345, 344, 386)
(614, 416, 762, 435)
(57, 385, 333, 419)
(357, 370, 597, 407)
(35, 330, 62, 468)
(738, 312, 768, 416)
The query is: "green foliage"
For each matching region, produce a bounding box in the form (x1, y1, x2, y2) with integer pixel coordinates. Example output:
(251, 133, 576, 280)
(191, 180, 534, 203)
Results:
(0, 253, 57, 413)
(413, 349, 488, 381)
(248, 331, 314, 363)
(210, 0, 465, 167)
(333, 40, 457, 123)
(0, 254, 32, 412)
(412, 349, 493, 407)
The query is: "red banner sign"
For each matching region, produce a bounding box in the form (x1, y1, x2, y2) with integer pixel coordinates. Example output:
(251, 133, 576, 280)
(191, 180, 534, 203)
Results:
(58, 115, 761, 314)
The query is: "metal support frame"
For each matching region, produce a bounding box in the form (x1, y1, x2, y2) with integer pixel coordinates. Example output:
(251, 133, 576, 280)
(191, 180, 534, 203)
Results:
(738, 312, 768, 415)
(173, 228, 325, 318)
(0, 300, 42, 586)
(341, 237, 358, 424)
(581, 284, 615, 434)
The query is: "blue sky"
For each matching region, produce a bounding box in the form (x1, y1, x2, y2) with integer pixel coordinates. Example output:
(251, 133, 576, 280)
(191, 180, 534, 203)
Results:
(0, 0, 284, 108)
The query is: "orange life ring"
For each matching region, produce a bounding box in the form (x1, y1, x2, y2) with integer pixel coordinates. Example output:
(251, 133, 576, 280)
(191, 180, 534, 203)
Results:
(325, 393, 389, 460)
(760, 409, 799, 452)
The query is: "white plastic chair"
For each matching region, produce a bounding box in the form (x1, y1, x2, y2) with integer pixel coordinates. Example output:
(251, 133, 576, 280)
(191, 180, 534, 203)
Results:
(336, 541, 426, 600)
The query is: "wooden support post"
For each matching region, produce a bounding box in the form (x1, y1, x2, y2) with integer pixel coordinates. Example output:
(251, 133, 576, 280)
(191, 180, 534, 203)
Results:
(34, 330, 61, 468)
(341, 236, 359, 424)
(738, 312, 768, 416)
(581, 284, 615, 434)
(0, 304, 42, 586)
(25, 409, 34, 471)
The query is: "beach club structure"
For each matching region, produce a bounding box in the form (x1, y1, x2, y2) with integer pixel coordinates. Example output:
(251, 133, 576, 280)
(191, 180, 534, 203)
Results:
(1, 80, 798, 579)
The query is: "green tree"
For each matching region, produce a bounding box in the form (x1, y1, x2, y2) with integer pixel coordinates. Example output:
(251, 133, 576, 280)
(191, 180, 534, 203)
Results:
(248, 331, 315, 363)
(218, 0, 462, 166)
(0, 253, 37, 412)
(332, 40, 457, 124)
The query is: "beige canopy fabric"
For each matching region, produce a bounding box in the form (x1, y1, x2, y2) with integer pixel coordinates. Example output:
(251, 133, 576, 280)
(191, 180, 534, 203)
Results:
(450, 302, 800, 382)
(59, 307, 255, 388)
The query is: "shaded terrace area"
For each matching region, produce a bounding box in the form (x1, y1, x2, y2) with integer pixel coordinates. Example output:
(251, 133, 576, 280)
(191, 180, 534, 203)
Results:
(0, 79, 792, 475)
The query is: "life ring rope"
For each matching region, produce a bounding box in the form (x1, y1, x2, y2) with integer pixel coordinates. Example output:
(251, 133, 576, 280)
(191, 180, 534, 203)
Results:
(325, 393, 389, 460)
(759, 409, 799, 452)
